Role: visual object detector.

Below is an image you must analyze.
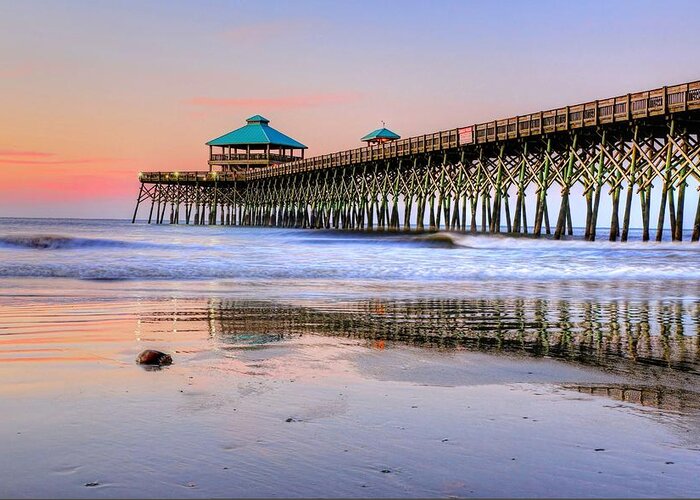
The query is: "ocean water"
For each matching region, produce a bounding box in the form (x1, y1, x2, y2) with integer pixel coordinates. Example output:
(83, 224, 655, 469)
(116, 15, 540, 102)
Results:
(1, 218, 700, 498)
(0, 217, 699, 285)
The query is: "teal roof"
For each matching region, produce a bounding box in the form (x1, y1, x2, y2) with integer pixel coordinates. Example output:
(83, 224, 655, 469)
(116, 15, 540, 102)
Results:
(361, 127, 401, 142)
(206, 115, 307, 148)
(245, 114, 269, 124)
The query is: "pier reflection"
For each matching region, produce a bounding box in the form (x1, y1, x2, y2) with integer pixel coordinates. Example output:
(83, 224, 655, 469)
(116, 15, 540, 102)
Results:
(563, 384, 700, 413)
(142, 297, 700, 376)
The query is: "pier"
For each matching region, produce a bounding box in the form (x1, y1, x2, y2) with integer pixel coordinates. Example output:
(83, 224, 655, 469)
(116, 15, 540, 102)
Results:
(133, 80, 700, 241)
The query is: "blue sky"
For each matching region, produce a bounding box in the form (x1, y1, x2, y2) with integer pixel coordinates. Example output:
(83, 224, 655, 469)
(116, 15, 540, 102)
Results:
(0, 0, 697, 219)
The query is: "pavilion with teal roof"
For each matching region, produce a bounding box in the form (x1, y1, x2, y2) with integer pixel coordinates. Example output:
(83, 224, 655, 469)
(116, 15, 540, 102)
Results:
(206, 115, 307, 171)
(361, 125, 401, 145)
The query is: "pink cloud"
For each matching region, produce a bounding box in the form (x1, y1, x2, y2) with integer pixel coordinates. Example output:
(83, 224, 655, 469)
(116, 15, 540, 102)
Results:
(0, 173, 137, 203)
(0, 156, 128, 166)
(0, 149, 55, 158)
(186, 92, 361, 110)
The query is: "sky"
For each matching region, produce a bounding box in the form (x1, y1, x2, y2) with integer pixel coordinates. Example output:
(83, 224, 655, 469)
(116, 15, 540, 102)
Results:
(0, 0, 698, 219)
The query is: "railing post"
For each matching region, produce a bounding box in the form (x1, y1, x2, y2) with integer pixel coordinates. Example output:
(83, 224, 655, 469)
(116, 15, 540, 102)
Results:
(131, 183, 144, 223)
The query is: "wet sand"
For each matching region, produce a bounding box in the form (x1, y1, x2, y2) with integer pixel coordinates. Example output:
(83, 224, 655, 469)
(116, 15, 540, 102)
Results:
(2, 286, 700, 498)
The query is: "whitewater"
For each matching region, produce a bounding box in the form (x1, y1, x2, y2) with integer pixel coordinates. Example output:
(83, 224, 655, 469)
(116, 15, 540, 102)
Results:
(0, 218, 699, 287)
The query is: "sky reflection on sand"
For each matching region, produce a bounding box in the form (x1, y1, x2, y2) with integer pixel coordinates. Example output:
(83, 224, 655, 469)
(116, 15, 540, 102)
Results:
(1, 291, 700, 497)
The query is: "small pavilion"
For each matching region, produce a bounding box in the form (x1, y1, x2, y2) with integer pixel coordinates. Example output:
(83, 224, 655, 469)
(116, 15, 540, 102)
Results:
(206, 115, 307, 171)
(361, 124, 400, 145)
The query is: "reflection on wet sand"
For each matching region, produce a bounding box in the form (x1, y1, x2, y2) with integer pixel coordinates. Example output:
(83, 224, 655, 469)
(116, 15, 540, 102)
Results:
(3, 293, 700, 498)
(563, 384, 700, 413)
(142, 297, 700, 376)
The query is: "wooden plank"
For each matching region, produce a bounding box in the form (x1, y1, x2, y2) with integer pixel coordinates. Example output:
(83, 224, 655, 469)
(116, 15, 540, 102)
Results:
(543, 110, 556, 133)
(597, 98, 615, 124)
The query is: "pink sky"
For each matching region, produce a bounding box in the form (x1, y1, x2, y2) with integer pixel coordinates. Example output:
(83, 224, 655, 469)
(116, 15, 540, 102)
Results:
(0, 0, 697, 218)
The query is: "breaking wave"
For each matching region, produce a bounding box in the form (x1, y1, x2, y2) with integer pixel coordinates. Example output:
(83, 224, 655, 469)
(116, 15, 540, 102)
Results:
(414, 231, 700, 252)
(0, 234, 158, 250)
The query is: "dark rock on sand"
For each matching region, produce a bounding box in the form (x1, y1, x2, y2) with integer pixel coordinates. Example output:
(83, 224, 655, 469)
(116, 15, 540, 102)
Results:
(136, 349, 172, 366)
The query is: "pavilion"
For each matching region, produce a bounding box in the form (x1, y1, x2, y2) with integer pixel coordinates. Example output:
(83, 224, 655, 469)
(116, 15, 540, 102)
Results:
(206, 115, 307, 171)
(361, 125, 401, 145)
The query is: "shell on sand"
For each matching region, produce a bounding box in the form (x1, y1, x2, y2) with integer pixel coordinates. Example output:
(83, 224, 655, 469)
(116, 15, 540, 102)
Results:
(136, 349, 173, 366)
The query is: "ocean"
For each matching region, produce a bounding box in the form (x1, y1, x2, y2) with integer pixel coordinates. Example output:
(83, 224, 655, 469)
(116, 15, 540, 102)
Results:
(1, 218, 699, 498)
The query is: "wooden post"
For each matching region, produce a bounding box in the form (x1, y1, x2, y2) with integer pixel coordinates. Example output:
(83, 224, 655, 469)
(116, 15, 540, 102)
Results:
(656, 119, 675, 241)
(534, 137, 552, 236)
(609, 142, 623, 241)
(588, 130, 606, 241)
(131, 183, 144, 223)
(692, 192, 700, 242)
(210, 182, 218, 225)
(471, 150, 483, 233)
(158, 194, 167, 224)
(674, 130, 687, 241)
(436, 157, 446, 230)
(193, 186, 200, 225)
(621, 126, 639, 242)
(492, 144, 505, 233)
(641, 183, 651, 241)
(504, 193, 512, 233)
(513, 142, 526, 233)
(555, 133, 577, 239)
(584, 187, 593, 240)
(147, 190, 156, 224)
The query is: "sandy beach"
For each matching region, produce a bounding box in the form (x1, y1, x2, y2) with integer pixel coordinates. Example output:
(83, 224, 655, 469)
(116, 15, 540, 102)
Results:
(1, 220, 699, 497)
(2, 275, 699, 498)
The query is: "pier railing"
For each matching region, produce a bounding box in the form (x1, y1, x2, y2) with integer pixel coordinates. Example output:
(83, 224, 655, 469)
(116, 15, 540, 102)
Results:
(241, 81, 700, 180)
(139, 171, 238, 183)
(210, 153, 300, 163)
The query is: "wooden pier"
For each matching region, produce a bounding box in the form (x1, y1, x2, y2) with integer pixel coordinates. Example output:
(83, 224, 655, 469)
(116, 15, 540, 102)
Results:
(133, 80, 700, 241)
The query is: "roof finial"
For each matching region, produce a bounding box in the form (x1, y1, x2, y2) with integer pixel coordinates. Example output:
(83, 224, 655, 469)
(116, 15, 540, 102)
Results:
(381, 120, 385, 128)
